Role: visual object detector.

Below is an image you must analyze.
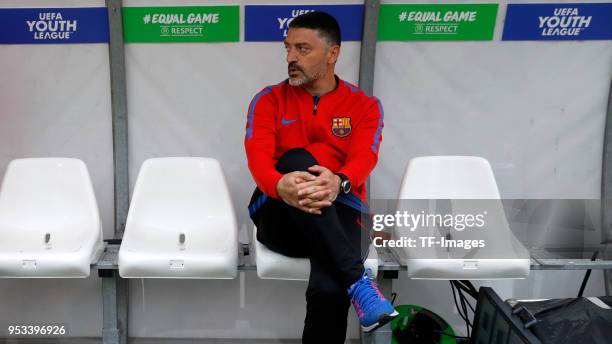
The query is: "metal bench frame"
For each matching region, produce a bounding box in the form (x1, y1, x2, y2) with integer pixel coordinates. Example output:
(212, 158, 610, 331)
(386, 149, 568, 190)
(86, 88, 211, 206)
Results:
(93, 241, 612, 344)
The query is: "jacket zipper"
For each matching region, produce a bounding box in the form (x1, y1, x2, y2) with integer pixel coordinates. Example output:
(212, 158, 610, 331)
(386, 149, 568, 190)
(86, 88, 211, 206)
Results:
(313, 96, 320, 115)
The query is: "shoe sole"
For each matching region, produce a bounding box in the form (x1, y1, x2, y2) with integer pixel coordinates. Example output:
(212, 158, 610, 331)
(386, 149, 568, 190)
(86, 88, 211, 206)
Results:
(361, 310, 400, 333)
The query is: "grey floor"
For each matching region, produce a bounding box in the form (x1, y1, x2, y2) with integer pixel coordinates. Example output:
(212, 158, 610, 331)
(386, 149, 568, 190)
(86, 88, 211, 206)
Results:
(0, 338, 361, 344)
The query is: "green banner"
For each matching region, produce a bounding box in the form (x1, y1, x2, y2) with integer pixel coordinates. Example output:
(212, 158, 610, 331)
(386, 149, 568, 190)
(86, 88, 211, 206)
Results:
(378, 4, 498, 41)
(123, 6, 239, 43)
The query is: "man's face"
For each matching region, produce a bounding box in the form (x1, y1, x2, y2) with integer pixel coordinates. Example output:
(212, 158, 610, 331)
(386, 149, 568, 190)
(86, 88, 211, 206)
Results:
(284, 27, 337, 87)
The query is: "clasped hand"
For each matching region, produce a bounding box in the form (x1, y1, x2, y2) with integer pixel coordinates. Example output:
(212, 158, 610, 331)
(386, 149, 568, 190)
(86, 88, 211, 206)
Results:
(276, 165, 341, 215)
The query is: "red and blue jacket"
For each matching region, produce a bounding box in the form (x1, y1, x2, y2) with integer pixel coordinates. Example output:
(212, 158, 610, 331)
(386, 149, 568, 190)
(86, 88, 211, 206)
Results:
(244, 77, 384, 213)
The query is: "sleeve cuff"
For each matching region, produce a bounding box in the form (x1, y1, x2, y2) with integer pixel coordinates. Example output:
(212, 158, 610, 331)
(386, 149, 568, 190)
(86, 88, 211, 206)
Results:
(263, 171, 283, 199)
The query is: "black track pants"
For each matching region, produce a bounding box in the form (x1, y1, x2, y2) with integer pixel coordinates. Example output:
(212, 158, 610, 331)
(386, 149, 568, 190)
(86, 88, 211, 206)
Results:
(249, 148, 368, 343)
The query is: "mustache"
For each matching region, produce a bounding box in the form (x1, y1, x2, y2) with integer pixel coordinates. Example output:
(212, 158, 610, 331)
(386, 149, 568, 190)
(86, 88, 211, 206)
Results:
(288, 62, 303, 72)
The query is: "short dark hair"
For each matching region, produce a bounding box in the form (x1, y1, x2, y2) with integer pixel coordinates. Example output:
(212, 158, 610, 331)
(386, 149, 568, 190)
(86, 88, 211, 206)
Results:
(288, 11, 341, 46)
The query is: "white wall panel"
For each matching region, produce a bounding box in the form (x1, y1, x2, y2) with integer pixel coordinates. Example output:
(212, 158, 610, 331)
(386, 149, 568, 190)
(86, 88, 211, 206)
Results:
(124, 0, 363, 339)
(374, 0, 612, 335)
(0, 0, 111, 337)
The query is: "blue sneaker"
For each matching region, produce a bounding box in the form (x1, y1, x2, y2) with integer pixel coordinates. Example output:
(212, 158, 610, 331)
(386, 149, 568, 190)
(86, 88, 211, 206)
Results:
(348, 268, 399, 332)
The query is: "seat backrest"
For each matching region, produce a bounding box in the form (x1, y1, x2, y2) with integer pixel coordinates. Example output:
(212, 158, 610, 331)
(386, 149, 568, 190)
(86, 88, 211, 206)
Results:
(0, 158, 100, 245)
(125, 157, 236, 243)
(394, 156, 530, 279)
(399, 156, 501, 199)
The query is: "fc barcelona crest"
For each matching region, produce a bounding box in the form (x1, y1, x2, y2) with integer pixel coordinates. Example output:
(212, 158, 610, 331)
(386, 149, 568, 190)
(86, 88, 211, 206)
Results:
(332, 117, 351, 137)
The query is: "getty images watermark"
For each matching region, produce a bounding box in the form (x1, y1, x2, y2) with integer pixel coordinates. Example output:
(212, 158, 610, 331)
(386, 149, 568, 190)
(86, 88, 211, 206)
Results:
(371, 209, 487, 250)
(361, 199, 543, 260)
(361, 199, 605, 260)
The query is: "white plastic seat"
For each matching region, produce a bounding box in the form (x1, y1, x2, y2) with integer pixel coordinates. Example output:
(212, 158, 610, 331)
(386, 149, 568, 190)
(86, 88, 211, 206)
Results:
(395, 156, 530, 279)
(118, 157, 237, 279)
(254, 226, 378, 281)
(0, 158, 104, 278)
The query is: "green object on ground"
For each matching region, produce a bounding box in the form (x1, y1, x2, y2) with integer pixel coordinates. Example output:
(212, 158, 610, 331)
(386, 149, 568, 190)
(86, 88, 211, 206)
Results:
(391, 304, 457, 344)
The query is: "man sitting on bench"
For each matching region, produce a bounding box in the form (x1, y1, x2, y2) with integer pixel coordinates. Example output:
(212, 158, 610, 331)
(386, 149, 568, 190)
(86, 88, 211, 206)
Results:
(244, 11, 397, 343)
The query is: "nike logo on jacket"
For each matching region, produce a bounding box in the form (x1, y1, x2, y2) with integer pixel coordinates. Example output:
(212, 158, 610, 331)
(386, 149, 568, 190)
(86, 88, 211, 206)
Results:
(280, 117, 298, 125)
